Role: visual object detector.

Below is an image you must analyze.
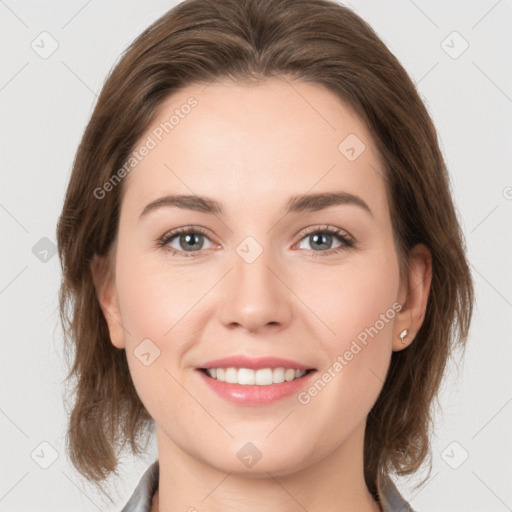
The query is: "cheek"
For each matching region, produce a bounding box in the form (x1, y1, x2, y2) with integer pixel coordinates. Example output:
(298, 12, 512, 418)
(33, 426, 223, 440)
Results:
(300, 249, 400, 393)
(113, 248, 212, 400)
(299, 251, 400, 345)
(115, 252, 201, 340)
(115, 261, 198, 424)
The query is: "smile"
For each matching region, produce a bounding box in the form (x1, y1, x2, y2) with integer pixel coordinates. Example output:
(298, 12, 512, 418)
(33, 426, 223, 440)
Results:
(200, 367, 312, 385)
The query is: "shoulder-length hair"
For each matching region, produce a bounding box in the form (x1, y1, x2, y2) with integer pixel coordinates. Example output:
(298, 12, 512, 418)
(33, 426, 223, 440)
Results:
(56, 0, 474, 498)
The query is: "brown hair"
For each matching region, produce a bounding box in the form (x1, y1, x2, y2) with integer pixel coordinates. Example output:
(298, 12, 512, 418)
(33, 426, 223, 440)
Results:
(56, 0, 474, 499)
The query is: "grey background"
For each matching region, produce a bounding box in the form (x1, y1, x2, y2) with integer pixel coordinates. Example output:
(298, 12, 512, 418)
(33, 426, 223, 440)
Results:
(1, 0, 511, 510)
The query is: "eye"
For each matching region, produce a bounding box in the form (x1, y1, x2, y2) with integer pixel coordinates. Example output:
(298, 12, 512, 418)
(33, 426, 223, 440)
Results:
(157, 224, 355, 258)
(157, 226, 216, 257)
(295, 226, 354, 256)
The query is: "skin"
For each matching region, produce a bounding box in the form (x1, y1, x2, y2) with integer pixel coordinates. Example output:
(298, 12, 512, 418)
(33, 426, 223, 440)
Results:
(92, 76, 432, 512)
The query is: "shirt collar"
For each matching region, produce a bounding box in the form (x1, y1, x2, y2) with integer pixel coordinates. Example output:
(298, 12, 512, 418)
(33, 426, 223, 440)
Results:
(120, 460, 416, 512)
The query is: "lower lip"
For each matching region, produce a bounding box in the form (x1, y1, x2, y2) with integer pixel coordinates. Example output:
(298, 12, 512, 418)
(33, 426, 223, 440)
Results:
(196, 369, 317, 406)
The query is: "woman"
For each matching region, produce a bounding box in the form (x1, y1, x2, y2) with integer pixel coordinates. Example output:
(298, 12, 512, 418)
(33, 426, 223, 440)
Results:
(56, 0, 474, 511)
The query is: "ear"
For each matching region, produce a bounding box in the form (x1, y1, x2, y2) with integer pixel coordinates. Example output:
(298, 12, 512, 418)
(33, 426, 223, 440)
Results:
(394, 243, 432, 351)
(90, 252, 126, 349)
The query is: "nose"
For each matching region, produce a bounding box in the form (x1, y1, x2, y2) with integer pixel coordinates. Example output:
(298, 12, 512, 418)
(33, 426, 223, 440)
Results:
(218, 241, 293, 333)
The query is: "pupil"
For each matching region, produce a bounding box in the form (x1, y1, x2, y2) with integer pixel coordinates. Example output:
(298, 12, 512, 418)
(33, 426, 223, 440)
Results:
(182, 233, 202, 251)
(311, 233, 331, 250)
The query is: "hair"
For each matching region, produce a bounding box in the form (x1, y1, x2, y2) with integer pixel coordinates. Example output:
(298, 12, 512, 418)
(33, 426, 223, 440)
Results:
(56, 0, 474, 500)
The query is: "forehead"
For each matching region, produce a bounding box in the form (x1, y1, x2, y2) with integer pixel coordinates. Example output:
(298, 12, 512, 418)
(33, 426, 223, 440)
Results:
(121, 77, 389, 220)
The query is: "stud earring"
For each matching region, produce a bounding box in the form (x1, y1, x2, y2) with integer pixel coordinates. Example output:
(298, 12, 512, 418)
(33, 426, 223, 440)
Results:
(399, 329, 408, 344)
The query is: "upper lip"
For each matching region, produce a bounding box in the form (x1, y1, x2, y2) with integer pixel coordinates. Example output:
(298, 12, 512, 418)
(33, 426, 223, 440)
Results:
(197, 355, 315, 370)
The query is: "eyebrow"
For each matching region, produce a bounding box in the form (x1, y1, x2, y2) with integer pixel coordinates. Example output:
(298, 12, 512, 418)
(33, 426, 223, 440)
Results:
(139, 191, 373, 219)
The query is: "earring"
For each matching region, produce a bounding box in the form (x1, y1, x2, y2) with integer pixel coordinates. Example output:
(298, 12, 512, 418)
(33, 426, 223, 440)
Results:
(399, 329, 408, 344)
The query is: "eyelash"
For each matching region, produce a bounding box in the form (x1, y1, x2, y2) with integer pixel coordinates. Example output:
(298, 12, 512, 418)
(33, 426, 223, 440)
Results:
(156, 225, 355, 258)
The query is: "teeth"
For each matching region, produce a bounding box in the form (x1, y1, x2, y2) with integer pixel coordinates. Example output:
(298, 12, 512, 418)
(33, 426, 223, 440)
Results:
(204, 367, 308, 385)
(225, 367, 238, 383)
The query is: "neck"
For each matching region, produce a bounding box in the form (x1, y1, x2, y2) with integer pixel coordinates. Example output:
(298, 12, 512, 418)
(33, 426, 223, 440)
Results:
(152, 421, 381, 512)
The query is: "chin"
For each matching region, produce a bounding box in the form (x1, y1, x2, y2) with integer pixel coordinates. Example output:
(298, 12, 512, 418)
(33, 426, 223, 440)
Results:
(201, 441, 316, 478)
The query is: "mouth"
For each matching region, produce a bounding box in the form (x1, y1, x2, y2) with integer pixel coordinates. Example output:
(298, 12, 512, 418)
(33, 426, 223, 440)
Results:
(197, 367, 316, 386)
(195, 356, 318, 405)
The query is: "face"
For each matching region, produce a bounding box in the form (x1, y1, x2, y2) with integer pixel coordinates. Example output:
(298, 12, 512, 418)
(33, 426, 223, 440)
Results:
(97, 76, 418, 477)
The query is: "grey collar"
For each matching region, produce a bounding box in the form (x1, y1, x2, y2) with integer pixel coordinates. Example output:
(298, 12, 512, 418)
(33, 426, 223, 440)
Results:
(120, 460, 416, 512)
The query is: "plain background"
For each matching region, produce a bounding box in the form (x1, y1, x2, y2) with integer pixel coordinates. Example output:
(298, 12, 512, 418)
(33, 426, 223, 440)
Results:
(1, 0, 511, 510)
